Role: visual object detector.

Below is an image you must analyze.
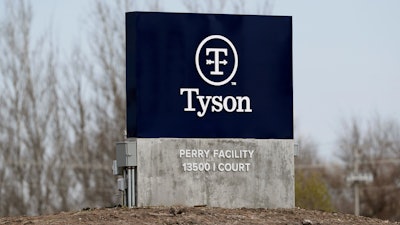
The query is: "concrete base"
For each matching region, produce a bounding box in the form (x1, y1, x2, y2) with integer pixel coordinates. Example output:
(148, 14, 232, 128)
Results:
(135, 138, 294, 208)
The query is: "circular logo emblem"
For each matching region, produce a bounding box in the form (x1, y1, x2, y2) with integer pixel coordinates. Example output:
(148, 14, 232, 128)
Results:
(195, 35, 238, 86)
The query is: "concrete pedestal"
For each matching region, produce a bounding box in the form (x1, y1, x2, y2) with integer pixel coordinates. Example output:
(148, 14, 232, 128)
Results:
(133, 138, 294, 208)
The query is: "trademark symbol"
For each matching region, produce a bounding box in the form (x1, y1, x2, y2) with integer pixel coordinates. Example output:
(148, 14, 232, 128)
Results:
(231, 82, 236, 86)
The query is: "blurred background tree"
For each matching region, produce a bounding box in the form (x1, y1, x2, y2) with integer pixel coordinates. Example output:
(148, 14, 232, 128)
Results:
(335, 116, 400, 220)
(294, 131, 334, 212)
(295, 170, 334, 212)
(295, 116, 400, 221)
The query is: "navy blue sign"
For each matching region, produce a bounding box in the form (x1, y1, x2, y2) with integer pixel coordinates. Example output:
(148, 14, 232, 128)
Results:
(126, 12, 293, 139)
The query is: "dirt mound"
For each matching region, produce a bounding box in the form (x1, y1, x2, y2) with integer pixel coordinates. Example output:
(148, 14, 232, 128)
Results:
(0, 206, 398, 225)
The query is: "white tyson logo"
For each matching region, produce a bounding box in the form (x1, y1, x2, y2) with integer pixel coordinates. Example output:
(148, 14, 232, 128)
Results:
(180, 35, 252, 117)
(195, 35, 238, 86)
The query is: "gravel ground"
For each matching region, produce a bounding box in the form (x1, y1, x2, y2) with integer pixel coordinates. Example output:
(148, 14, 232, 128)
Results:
(0, 206, 398, 225)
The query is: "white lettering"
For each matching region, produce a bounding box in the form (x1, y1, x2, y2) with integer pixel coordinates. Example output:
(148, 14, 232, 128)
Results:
(182, 162, 211, 172)
(217, 163, 251, 172)
(179, 149, 210, 158)
(212, 150, 255, 159)
(236, 96, 252, 112)
(180, 88, 199, 112)
(223, 96, 237, 112)
(248, 150, 254, 158)
(179, 149, 185, 158)
(197, 96, 212, 117)
(180, 149, 254, 173)
(204, 150, 210, 158)
(180, 88, 252, 117)
(211, 96, 223, 112)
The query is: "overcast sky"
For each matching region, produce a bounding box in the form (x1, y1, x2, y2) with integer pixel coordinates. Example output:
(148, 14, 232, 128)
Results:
(1, 0, 399, 161)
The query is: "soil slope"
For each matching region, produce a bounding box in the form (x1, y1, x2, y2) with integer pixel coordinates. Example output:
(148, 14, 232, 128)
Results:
(0, 206, 398, 225)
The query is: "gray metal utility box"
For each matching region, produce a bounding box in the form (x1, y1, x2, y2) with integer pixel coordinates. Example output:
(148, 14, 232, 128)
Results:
(116, 141, 137, 167)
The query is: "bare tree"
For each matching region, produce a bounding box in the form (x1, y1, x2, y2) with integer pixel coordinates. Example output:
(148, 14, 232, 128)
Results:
(61, 0, 134, 207)
(182, 0, 272, 15)
(336, 116, 400, 220)
(88, 0, 131, 206)
(361, 117, 400, 220)
(294, 129, 335, 211)
(295, 133, 320, 166)
(0, 0, 71, 215)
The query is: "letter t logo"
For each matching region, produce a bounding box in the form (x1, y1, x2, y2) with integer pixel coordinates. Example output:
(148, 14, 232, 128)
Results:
(206, 48, 228, 75)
